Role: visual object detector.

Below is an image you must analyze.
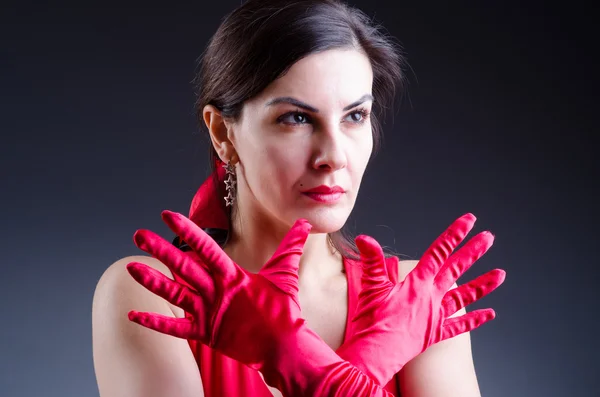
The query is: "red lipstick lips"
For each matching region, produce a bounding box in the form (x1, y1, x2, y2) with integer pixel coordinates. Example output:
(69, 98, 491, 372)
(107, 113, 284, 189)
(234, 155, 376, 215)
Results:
(301, 185, 345, 203)
(301, 185, 345, 194)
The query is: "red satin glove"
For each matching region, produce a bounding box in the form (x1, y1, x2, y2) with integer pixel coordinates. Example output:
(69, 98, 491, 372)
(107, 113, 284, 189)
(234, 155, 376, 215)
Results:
(336, 213, 506, 386)
(126, 210, 393, 397)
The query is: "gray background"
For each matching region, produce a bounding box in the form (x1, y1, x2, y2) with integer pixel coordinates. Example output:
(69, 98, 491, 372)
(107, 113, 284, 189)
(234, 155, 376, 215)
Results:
(1, 1, 598, 396)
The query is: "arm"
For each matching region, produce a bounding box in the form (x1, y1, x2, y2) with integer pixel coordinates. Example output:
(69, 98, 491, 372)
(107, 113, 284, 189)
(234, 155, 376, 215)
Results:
(127, 213, 393, 397)
(335, 213, 504, 391)
(397, 261, 481, 397)
(92, 255, 204, 397)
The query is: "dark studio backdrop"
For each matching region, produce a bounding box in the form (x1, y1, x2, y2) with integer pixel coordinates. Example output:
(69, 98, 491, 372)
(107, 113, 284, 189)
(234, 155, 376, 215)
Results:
(1, 1, 598, 396)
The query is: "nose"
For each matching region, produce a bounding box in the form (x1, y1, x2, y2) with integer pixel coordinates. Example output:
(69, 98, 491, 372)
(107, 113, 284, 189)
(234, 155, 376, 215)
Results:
(311, 126, 347, 172)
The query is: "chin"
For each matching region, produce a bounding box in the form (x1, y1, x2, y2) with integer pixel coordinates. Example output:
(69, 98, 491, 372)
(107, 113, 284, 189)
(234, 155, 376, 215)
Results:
(292, 209, 350, 234)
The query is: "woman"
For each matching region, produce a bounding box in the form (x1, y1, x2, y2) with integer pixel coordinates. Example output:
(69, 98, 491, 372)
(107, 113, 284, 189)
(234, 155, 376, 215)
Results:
(92, 0, 505, 396)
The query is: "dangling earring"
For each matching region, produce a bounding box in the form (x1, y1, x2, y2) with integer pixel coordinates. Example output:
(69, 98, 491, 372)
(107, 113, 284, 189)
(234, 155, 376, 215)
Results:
(223, 160, 237, 207)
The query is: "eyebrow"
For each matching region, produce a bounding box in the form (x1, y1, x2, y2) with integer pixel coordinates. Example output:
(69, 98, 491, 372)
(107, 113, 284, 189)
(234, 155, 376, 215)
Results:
(265, 94, 374, 112)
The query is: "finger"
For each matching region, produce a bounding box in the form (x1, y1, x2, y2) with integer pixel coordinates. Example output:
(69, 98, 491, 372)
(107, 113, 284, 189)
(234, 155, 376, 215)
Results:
(133, 229, 215, 296)
(128, 310, 197, 340)
(434, 231, 495, 292)
(161, 210, 238, 281)
(415, 213, 477, 281)
(440, 308, 496, 342)
(441, 269, 506, 317)
(260, 219, 312, 299)
(355, 234, 391, 287)
(127, 262, 207, 314)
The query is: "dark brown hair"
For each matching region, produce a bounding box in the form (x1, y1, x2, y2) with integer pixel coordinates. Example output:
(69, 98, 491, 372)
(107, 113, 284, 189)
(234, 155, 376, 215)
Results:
(193, 0, 408, 261)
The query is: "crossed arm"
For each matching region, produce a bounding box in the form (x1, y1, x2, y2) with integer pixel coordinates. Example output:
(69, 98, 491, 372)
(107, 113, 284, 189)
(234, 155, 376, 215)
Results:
(93, 256, 482, 397)
(94, 209, 497, 397)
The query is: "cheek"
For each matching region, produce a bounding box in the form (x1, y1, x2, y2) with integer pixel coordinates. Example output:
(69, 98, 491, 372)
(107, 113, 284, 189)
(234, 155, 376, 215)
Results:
(246, 142, 304, 198)
(266, 145, 305, 185)
(351, 132, 373, 172)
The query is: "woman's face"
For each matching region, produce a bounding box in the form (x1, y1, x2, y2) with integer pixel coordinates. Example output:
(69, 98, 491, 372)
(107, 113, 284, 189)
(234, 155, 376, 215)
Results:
(231, 48, 374, 234)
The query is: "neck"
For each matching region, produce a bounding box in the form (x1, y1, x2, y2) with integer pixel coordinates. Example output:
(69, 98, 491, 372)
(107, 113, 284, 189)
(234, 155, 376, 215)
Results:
(222, 209, 343, 282)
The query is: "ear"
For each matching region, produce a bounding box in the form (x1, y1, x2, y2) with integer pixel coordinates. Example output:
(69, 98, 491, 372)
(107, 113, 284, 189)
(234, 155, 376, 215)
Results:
(202, 104, 238, 163)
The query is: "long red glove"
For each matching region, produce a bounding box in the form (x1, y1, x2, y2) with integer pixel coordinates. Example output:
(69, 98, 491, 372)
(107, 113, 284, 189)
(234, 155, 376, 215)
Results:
(336, 213, 506, 386)
(126, 210, 393, 397)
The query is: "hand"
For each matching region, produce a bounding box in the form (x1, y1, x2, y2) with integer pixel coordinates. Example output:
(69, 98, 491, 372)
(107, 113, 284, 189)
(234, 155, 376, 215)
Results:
(126, 210, 311, 371)
(126, 210, 397, 396)
(336, 213, 506, 386)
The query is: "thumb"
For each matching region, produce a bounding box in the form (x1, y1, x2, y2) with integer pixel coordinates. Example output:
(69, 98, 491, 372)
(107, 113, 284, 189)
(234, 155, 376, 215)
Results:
(355, 234, 390, 286)
(260, 219, 312, 300)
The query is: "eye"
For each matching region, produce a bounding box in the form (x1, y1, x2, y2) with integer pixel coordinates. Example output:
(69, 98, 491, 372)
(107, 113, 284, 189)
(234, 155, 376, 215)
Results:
(278, 110, 311, 125)
(346, 108, 370, 124)
(277, 108, 371, 126)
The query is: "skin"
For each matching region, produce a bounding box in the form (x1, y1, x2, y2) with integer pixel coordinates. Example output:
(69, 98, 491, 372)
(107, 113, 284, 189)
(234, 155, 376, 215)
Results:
(92, 48, 481, 397)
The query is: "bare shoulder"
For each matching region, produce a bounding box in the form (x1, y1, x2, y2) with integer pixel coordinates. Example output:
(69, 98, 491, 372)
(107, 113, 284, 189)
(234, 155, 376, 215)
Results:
(96, 255, 170, 286)
(93, 255, 184, 318)
(92, 255, 202, 396)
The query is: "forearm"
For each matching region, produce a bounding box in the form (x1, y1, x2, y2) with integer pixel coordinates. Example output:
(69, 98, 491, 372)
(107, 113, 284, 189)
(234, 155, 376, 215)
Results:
(262, 324, 393, 397)
(336, 332, 402, 387)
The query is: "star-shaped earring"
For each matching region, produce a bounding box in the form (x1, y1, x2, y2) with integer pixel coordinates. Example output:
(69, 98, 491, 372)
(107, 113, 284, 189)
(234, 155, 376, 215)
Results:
(224, 177, 236, 190)
(222, 159, 237, 207)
